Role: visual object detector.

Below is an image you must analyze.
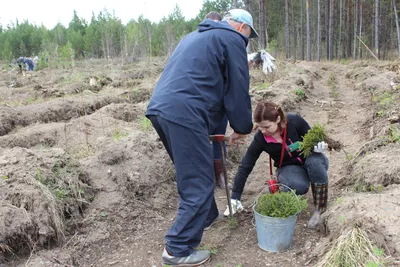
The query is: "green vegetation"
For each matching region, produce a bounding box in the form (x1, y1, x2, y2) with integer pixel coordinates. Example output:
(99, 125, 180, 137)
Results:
(139, 117, 152, 132)
(299, 123, 327, 157)
(328, 73, 339, 98)
(112, 128, 129, 141)
(255, 191, 307, 218)
(198, 245, 218, 255)
(388, 125, 400, 143)
(0, 1, 241, 61)
(227, 216, 239, 229)
(253, 82, 271, 90)
(353, 182, 384, 194)
(294, 88, 306, 99)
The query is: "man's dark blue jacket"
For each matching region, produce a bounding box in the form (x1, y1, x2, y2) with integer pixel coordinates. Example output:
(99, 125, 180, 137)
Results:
(146, 19, 253, 135)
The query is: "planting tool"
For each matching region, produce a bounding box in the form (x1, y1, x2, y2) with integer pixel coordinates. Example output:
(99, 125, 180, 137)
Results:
(209, 134, 233, 217)
(209, 135, 230, 142)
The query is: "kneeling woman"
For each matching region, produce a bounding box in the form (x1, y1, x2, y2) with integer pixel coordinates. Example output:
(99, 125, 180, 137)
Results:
(226, 100, 329, 228)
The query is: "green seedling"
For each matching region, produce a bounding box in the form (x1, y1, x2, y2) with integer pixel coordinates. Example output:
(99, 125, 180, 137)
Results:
(228, 216, 239, 228)
(299, 123, 326, 158)
(256, 191, 307, 218)
(198, 245, 218, 255)
(113, 129, 128, 141)
(294, 88, 306, 99)
(139, 117, 152, 132)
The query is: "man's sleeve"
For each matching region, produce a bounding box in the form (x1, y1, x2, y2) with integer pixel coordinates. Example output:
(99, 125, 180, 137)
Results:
(223, 37, 253, 135)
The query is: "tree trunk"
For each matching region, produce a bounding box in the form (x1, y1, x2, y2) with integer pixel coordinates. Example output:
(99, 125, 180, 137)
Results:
(259, 0, 267, 49)
(292, 0, 297, 61)
(358, 0, 363, 58)
(234, 0, 238, 8)
(245, 0, 251, 53)
(347, 0, 351, 57)
(317, 0, 321, 61)
(306, 0, 311, 60)
(353, 0, 358, 59)
(394, 0, 400, 57)
(285, 0, 291, 58)
(301, 0, 305, 60)
(375, 0, 379, 58)
(338, 0, 342, 60)
(329, 0, 334, 60)
(326, 0, 330, 59)
(245, 0, 250, 11)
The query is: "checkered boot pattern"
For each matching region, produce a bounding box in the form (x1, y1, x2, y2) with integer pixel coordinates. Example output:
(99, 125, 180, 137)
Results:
(311, 183, 328, 212)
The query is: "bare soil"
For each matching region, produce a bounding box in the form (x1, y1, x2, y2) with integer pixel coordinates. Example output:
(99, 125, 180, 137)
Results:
(0, 58, 399, 267)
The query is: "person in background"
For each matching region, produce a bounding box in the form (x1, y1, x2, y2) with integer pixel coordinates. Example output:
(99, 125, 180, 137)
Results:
(16, 57, 26, 73)
(224, 100, 329, 229)
(26, 58, 34, 71)
(146, 9, 258, 266)
(33, 56, 40, 70)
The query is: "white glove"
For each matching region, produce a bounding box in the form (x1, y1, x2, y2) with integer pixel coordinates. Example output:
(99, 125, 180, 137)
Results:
(247, 52, 258, 62)
(223, 199, 244, 216)
(261, 50, 276, 74)
(313, 141, 328, 154)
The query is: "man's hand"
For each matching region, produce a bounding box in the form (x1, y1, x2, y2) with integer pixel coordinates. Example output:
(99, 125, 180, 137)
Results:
(229, 132, 247, 145)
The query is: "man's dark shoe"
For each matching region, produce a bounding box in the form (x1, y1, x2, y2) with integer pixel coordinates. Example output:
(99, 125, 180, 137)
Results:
(162, 248, 210, 266)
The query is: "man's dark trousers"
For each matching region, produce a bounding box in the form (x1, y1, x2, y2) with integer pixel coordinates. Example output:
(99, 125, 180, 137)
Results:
(148, 115, 219, 257)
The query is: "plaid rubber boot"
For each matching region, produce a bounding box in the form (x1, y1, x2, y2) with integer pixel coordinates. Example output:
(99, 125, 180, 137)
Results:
(308, 183, 328, 229)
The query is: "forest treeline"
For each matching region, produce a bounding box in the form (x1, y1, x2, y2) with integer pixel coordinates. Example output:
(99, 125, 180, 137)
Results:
(1, 0, 399, 63)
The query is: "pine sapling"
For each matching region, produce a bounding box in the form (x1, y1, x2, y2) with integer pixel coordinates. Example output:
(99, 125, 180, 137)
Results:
(299, 123, 326, 157)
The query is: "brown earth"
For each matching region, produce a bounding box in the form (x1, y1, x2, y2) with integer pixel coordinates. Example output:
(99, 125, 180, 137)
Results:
(0, 58, 399, 267)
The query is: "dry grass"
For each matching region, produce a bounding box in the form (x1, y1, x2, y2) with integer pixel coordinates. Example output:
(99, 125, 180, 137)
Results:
(315, 226, 389, 267)
(34, 180, 65, 244)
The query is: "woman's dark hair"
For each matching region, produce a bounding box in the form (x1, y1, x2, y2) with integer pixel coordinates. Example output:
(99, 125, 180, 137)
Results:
(253, 100, 287, 129)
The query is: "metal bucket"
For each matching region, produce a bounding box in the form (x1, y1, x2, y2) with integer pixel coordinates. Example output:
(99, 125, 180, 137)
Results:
(253, 184, 300, 252)
(253, 205, 297, 252)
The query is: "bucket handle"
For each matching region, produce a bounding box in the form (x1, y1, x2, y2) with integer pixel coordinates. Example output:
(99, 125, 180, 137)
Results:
(254, 183, 303, 216)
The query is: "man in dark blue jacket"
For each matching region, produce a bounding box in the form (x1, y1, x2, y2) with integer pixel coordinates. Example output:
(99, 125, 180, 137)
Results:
(146, 9, 258, 266)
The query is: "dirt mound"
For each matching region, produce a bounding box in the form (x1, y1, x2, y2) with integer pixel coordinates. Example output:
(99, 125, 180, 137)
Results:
(313, 185, 400, 261)
(0, 148, 93, 258)
(0, 123, 62, 148)
(86, 131, 176, 206)
(103, 103, 143, 122)
(0, 95, 126, 136)
(342, 143, 400, 190)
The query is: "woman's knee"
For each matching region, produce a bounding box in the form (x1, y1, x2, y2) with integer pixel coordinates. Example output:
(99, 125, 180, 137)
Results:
(305, 153, 329, 184)
(305, 153, 329, 170)
(278, 165, 310, 195)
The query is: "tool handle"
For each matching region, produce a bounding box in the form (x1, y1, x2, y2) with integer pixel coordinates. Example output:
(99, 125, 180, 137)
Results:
(209, 135, 230, 142)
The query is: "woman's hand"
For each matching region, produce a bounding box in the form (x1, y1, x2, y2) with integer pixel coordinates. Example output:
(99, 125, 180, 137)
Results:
(314, 141, 328, 154)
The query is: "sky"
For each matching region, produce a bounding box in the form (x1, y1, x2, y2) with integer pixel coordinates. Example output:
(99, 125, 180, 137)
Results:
(0, 0, 204, 29)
